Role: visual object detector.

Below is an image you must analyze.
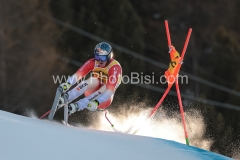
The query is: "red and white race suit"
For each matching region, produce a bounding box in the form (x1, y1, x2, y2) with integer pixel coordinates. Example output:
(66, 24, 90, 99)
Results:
(66, 58, 122, 110)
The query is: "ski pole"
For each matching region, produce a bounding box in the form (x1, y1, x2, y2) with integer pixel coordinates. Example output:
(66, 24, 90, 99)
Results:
(105, 110, 114, 127)
(39, 110, 50, 119)
(97, 109, 114, 128)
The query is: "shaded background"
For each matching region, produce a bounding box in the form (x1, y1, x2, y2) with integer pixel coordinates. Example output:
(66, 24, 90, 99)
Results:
(1, 0, 240, 157)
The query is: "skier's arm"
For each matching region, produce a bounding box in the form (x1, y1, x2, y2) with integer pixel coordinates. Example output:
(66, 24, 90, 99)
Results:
(96, 65, 122, 104)
(67, 58, 95, 86)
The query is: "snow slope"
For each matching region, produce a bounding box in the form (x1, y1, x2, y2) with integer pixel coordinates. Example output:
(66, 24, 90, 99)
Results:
(0, 110, 232, 160)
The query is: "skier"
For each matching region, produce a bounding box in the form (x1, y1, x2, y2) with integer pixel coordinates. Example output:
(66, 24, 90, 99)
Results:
(56, 42, 122, 116)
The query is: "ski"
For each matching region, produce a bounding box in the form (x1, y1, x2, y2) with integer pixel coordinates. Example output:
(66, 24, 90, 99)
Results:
(63, 95, 69, 125)
(48, 88, 62, 120)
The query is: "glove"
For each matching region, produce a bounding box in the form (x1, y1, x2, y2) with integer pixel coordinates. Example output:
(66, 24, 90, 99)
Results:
(87, 100, 99, 111)
(58, 82, 70, 93)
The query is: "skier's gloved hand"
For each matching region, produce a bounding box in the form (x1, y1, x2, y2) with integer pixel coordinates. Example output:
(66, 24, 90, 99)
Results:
(58, 82, 71, 93)
(87, 100, 99, 111)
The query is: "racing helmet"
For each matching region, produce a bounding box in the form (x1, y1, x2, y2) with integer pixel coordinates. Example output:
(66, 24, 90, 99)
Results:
(94, 42, 112, 62)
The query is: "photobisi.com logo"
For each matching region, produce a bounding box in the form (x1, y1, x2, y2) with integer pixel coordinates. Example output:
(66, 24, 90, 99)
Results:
(121, 72, 188, 85)
(52, 72, 188, 85)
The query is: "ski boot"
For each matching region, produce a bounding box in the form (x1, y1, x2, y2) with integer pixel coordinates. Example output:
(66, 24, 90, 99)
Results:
(68, 103, 79, 115)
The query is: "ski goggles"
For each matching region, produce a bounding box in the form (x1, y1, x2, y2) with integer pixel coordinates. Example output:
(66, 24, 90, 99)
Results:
(94, 54, 108, 62)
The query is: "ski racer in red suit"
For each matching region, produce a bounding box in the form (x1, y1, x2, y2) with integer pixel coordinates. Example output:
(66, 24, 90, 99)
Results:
(57, 42, 122, 116)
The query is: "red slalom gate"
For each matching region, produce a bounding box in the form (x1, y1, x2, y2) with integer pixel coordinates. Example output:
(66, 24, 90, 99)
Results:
(146, 20, 192, 145)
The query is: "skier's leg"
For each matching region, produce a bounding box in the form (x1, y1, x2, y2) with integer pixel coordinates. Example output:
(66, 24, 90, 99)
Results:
(68, 84, 106, 115)
(84, 87, 101, 97)
(56, 77, 100, 110)
(97, 96, 113, 109)
(67, 97, 113, 115)
(67, 77, 100, 102)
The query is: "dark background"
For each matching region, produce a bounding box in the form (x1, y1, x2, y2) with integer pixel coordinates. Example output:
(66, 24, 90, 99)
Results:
(1, 0, 240, 157)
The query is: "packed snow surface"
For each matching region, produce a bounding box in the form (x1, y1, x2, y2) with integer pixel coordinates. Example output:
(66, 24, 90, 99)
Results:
(0, 110, 232, 160)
